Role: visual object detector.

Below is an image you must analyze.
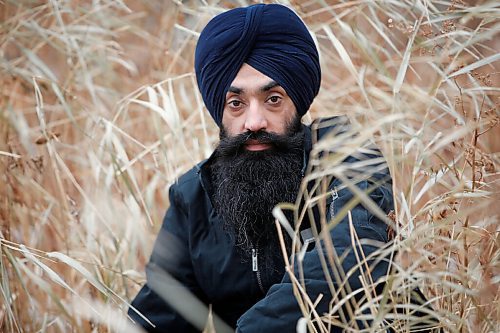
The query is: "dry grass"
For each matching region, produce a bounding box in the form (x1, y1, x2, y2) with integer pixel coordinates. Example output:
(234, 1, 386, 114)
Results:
(0, 0, 498, 332)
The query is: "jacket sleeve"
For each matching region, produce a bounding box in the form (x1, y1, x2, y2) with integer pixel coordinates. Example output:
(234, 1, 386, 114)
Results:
(128, 184, 204, 333)
(236, 162, 393, 332)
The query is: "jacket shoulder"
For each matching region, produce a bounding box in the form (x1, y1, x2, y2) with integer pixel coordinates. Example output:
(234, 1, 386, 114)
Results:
(170, 161, 207, 205)
(310, 116, 391, 182)
(310, 115, 351, 141)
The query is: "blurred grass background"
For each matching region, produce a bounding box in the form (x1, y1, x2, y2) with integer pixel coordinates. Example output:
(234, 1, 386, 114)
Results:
(0, 0, 498, 332)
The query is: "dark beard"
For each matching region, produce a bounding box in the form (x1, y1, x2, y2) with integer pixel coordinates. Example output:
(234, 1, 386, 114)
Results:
(210, 118, 304, 272)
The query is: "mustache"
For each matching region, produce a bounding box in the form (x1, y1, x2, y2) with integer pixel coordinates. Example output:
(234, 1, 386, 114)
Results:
(217, 129, 302, 158)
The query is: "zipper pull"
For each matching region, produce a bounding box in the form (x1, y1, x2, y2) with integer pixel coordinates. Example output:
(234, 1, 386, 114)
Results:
(252, 248, 258, 272)
(329, 186, 338, 218)
(331, 187, 339, 201)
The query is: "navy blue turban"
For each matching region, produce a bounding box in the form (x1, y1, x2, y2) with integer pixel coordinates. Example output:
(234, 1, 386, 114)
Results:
(195, 4, 321, 127)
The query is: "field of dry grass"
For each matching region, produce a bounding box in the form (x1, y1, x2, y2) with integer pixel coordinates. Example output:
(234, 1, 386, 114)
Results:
(0, 0, 498, 332)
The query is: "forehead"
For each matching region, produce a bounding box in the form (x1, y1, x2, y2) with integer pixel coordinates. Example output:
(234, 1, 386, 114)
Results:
(229, 64, 280, 91)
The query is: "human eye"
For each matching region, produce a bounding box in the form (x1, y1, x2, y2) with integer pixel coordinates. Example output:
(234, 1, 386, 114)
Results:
(226, 98, 244, 110)
(267, 95, 282, 105)
(229, 100, 242, 107)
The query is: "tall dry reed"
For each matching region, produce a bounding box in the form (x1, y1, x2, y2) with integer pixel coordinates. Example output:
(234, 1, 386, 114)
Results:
(0, 0, 498, 332)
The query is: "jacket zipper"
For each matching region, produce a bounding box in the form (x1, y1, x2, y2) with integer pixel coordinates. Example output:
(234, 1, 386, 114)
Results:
(252, 247, 265, 294)
(329, 186, 338, 219)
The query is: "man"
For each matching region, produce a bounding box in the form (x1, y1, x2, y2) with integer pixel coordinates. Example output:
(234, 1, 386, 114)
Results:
(129, 4, 399, 332)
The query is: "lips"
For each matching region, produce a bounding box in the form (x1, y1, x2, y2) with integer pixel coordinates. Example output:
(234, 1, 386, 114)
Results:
(245, 139, 272, 151)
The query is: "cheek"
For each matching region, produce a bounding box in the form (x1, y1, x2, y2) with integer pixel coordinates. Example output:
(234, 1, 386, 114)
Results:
(285, 100, 297, 116)
(266, 114, 287, 134)
(222, 115, 243, 135)
(275, 104, 296, 132)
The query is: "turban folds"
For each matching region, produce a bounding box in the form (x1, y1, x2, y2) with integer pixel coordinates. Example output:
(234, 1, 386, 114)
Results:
(195, 4, 321, 127)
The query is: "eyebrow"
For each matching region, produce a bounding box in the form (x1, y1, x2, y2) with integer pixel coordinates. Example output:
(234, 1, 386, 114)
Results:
(227, 80, 280, 95)
(260, 80, 280, 92)
(228, 86, 242, 94)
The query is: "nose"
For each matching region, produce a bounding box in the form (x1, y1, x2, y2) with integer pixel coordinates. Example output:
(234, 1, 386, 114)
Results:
(244, 102, 267, 132)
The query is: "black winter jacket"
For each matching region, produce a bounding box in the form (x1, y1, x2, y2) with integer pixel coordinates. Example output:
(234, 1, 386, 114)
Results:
(128, 118, 396, 332)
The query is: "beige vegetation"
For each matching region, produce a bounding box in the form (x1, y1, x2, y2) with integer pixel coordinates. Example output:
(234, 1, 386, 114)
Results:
(0, 0, 498, 332)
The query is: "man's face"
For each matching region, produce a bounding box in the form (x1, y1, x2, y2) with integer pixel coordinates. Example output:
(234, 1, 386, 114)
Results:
(222, 63, 297, 150)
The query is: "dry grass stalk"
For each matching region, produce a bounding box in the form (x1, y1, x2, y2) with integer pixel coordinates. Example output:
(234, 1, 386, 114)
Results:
(1, 0, 498, 332)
